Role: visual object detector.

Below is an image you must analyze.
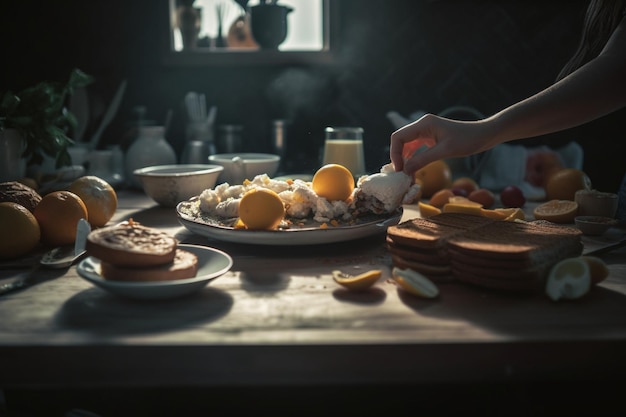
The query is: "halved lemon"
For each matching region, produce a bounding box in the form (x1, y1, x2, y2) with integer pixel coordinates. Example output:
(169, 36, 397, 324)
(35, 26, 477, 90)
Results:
(533, 200, 578, 223)
(546, 257, 590, 301)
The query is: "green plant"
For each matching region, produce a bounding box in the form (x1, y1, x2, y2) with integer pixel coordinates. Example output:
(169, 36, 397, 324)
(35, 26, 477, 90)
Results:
(0, 68, 94, 168)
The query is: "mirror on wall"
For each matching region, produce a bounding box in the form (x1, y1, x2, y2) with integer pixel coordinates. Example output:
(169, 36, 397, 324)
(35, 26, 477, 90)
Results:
(164, 0, 335, 65)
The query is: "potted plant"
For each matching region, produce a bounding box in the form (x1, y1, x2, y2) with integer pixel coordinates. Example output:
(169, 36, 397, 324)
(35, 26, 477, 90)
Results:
(0, 68, 93, 178)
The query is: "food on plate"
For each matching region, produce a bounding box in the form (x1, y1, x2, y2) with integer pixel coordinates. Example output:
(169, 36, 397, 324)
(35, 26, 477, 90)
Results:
(238, 188, 285, 230)
(390, 267, 439, 298)
(354, 165, 419, 214)
(386, 212, 583, 292)
(332, 269, 382, 291)
(413, 160, 452, 198)
(545, 257, 591, 301)
(0, 181, 42, 213)
(500, 185, 526, 208)
(182, 163, 418, 230)
(33, 190, 88, 247)
(311, 164, 355, 202)
(545, 168, 592, 201)
(86, 219, 177, 267)
(100, 248, 199, 282)
(69, 175, 118, 227)
(533, 200, 578, 223)
(0, 202, 41, 259)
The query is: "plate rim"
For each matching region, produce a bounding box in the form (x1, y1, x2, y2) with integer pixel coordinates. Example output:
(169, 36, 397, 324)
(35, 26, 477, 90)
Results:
(77, 244, 233, 289)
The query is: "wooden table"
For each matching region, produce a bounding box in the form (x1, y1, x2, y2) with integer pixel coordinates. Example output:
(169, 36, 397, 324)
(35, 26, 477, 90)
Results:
(1, 190, 626, 415)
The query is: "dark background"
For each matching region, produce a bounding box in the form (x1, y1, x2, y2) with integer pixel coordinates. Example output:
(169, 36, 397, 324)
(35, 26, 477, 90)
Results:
(1, 0, 622, 191)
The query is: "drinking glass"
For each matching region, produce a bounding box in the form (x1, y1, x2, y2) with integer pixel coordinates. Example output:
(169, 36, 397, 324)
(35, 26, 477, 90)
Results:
(322, 127, 366, 176)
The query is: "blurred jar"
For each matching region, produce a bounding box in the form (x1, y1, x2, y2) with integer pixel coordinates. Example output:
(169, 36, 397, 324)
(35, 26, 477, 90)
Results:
(322, 127, 366, 176)
(124, 125, 177, 189)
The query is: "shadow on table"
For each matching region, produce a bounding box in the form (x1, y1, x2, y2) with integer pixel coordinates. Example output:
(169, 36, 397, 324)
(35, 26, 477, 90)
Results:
(54, 286, 233, 335)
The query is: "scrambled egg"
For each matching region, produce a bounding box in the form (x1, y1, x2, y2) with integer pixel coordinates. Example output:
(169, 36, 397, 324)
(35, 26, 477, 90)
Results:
(197, 164, 419, 223)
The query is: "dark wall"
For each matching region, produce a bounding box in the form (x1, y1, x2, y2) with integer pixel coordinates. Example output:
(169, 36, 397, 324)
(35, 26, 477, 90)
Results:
(7, 1, 619, 188)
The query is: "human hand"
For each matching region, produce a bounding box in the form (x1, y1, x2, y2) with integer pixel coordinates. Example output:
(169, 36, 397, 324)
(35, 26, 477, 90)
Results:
(390, 113, 494, 175)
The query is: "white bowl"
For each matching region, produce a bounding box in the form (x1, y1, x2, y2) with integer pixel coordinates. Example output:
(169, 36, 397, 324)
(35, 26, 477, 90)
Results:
(574, 189, 618, 217)
(208, 153, 280, 184)
(134, 164, 224, 207)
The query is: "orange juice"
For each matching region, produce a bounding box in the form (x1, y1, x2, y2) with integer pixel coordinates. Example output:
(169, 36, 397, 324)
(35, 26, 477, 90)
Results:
(322, 127, 366, 176)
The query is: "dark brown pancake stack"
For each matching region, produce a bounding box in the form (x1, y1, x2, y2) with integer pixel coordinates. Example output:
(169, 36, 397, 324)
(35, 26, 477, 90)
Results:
(386, 213, 583, 291)
(86, 219, 199, 282)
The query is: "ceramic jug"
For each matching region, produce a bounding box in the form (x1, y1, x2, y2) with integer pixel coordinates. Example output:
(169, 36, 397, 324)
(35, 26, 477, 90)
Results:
(124, 125, 177, 188)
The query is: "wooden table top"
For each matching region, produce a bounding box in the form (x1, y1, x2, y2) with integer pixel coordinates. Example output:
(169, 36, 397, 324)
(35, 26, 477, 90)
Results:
(1, 190, 626, 389)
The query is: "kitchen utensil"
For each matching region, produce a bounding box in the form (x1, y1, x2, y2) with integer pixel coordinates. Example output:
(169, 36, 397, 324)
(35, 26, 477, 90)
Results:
(88, 79, 127, 150)
(40, 218, 91, 269)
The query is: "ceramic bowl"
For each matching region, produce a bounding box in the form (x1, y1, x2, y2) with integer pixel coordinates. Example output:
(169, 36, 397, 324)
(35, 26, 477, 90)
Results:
(208, 153, 280, 185)
(134, 164, 223, 207)
(574, 189, 618, 217)
(574, 216, 618, 236)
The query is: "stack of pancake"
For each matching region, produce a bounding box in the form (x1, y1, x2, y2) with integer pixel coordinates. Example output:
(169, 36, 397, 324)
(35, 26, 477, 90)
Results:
(386, 213, 583, 291)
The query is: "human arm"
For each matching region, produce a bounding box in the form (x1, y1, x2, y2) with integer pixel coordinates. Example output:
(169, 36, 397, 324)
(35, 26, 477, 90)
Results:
(391, 15, 626, 175)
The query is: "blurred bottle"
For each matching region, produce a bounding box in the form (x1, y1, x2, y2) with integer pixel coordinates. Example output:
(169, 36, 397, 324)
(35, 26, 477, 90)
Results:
(124, 125, 177, 189)
(217, 125, 243, 153)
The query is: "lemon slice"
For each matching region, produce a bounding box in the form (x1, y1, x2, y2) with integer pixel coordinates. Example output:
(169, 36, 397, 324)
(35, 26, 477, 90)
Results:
(418, 201, 441, 218)
(332, 269, 382, 291)
(545, 257, 591, 301)
(503, 207, 526, 221)
(442, 202, 483, 216)
(391, 267, 439, 298)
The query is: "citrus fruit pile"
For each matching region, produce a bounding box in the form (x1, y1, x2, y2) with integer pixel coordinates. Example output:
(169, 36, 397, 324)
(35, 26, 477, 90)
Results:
(0, 175, 117, 260)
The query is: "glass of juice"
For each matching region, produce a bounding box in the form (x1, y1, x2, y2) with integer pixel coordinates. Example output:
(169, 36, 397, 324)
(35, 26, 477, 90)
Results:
(322, 127, 366, 176)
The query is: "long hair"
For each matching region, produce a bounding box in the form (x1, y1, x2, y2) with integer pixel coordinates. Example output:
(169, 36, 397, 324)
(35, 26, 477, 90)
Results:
(557, 0, 626, 80)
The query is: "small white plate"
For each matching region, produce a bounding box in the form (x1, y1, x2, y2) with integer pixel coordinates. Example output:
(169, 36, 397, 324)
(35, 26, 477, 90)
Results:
(77, 244, 233, 300)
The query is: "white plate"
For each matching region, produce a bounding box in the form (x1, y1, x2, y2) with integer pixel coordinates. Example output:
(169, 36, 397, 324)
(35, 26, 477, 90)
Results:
(176, 204, 401, 245)
(77, 244, 233, 300)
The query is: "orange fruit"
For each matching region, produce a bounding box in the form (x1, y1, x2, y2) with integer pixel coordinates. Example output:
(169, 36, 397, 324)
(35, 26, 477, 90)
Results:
(451, 177, 480, 195)
(34, 191, 89, 247)
(414, 160, 452, 198)
(0, 202, 41, 259)
(428, 188, 454, 208)
(238, 188, 285, 230)
(312, 164, 355, 202)
(545, 168, 592, 201)
(69, 175, 118, 227)
(533, 200, 578, 224)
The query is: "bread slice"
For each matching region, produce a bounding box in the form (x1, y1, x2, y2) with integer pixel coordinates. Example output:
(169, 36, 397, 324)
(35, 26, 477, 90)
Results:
(86, 220, 177, 267)
(445, 220, 583, 262)
(391, 254, 453, 277)
(101, 249, 198, 282)
(387, 213, 493, 249)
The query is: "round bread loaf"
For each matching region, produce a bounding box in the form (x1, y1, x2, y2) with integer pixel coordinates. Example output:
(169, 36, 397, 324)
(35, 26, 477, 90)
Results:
(0, 181, 41, 213)
(100, 249, 199, 282)
(86, 220, 177, 267)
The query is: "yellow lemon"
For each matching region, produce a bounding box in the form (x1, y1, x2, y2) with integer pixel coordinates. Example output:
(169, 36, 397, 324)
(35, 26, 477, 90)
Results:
(0, 202, 41, 259)
(312, 164, 355, 201)
(414, 160, 452, 198)
(545, 168, 592, 201)
(238, 188, 285, 230)
(418, 201, 441, 218)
